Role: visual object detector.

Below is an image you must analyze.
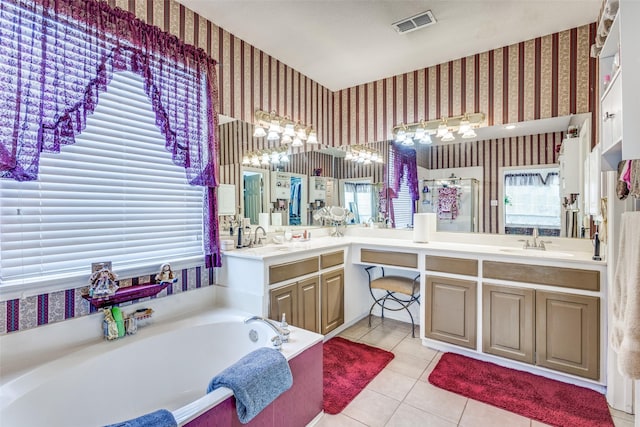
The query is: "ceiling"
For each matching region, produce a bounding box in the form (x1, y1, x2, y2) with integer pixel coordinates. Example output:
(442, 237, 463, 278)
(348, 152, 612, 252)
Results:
(177, 0, 601, 92)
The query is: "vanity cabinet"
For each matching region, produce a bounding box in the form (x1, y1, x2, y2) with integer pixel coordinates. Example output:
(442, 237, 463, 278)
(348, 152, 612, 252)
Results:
(536, 291, 599, 380)
(482, 264, 600, 380)
(424, 276, 477, 349)
(321, 269, 345, 334)
(482, 284, 534, 364)
(268, 250, 344, 334)
(270, 277, 320, 333)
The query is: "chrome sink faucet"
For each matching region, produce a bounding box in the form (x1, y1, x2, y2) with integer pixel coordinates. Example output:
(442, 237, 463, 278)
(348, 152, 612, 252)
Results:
(532, 227, 539, 247)
(519, 228, 551, 250)
(253, 226, 267, 246)
(244, 315, 286, 350)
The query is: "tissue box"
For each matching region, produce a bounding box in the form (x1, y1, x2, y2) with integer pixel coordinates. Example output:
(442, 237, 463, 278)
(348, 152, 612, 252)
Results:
(221, 239, 234, 250)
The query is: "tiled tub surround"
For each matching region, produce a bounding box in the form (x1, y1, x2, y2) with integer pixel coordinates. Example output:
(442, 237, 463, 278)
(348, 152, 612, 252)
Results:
(0, 302, 323, 426)
(0, 265, 215, 334)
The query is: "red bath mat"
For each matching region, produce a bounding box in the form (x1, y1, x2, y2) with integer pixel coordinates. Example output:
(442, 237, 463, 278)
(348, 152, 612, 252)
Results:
(429, 353, 614, 427)
(323, 337, 394, 414)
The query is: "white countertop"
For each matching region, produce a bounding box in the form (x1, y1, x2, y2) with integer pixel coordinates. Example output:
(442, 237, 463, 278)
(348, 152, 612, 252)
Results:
(221, 230, 605, 266)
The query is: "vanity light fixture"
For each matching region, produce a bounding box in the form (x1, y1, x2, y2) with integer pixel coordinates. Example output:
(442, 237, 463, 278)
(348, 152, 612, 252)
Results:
(252, 109, 319, 146)
(393, 112, 485, 145)
(242, 146, 291, 168)
(342, 145, 384, 165)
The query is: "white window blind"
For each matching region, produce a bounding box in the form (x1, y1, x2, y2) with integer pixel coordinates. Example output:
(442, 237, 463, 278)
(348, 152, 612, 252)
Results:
(387, 147, 415, 229)
(0, 71, 204, 290)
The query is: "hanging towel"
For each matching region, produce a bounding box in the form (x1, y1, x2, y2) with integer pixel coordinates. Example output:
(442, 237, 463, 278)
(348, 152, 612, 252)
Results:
(207, 347, 293, 424)
(437, 187, 459, 220)
(610, 212, 640, 379)
(629, 160, 640, 198)
(104, 409, 177, 427)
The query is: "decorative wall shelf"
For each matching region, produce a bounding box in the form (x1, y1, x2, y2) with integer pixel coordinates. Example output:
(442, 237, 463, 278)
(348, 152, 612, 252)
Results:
(82, 282, 171, 309)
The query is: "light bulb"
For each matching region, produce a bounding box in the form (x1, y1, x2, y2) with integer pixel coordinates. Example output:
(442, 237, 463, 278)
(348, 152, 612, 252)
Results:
(283, 123, 295, 137)
(458, 119, 471, 134)
(291, 137, 303, 147)
(307, 130, 318, 144)
(436, 122, 448, 138)
(441, 131, 455, 142)
(267, 130, 280, 141)
(462, 128, 477, 139)
(253, 124, 266, 138)
(419, 133, 433, 145)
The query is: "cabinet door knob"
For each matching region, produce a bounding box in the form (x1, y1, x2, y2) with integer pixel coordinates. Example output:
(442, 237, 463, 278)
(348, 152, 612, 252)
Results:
(603, 112, 615, 121)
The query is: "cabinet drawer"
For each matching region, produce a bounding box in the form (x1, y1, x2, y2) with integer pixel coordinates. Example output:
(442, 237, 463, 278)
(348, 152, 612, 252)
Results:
(426, 256, 478, 276)
(361, 249, 418, 269)
(482, 261, 599, 291)
(269, 257, 318, 285)
(321, 250, 344, 269)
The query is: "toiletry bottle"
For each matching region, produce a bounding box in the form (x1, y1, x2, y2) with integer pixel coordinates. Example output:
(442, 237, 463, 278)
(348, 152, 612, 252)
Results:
(236, 225, 243, 248)
(592, 231, 602, 261)
(280, 313, 290, 343)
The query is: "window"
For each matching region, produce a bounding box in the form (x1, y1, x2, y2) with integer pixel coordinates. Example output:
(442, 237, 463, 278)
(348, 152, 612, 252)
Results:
(0, 71, 204, 294)
(343, 181, 375, 224)
(387, 144, 418, 229)
(392, 173, 415, 228)
(503, 168, 561, 233)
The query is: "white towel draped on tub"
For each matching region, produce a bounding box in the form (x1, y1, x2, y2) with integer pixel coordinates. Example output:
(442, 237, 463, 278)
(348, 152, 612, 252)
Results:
(611, 211, 640, 379)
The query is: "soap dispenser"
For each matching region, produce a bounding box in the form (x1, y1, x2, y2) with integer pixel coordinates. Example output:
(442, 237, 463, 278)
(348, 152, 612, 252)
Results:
(592, 231, 602, 261)
(280, 313, 290, 343)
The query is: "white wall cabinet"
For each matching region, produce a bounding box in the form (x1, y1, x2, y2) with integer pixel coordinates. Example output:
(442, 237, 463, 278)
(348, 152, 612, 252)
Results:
(559, 137, 582, 196)
(599, 1, 640, 170)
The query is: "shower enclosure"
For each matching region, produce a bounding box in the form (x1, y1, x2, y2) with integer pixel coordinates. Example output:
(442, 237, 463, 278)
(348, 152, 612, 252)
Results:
(418, 177, 480, 233)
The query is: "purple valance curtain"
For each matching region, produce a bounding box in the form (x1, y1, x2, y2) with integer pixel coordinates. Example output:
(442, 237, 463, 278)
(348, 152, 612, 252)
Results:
(0, 0, 222, 267)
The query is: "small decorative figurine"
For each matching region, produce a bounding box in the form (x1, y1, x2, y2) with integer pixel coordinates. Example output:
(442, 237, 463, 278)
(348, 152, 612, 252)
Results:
(155, 263, 178, 284)
(89, 265, 119, 298)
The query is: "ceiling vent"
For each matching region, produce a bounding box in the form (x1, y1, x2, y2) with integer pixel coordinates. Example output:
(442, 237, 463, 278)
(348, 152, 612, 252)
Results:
(392, 10, 436, 34)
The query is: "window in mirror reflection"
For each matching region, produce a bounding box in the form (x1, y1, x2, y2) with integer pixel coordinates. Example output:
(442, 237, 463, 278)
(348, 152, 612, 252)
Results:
(344, 182, 375, 224)
(503, 168, 561, 236)
(243, 171, 263, 225)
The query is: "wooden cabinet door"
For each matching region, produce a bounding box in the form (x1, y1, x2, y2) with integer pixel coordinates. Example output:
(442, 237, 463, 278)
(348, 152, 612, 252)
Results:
(270, 283, 298, 326)
(483, 284, 534, 364)
(321, 269, 344, 335)
(536, 291, 599, 380)
(425, 276, 476, 349)
(298, 276, 320, 333)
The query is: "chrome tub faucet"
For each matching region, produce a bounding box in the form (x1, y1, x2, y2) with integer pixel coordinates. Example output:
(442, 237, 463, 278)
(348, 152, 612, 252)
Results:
(244, 315, 287, 350)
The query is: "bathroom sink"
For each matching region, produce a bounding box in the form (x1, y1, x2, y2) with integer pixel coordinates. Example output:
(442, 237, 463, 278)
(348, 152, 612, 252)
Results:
(499, 248, 574, 258)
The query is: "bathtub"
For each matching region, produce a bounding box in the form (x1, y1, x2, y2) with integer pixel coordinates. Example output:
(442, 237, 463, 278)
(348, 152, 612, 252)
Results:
(0, 309, 324, 426)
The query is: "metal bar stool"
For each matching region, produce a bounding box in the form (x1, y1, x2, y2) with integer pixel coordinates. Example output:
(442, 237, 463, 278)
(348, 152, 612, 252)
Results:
(365, 266, 420, 338)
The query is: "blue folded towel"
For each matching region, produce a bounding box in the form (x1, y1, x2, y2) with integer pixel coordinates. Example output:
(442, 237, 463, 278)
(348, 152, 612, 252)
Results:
(207, 347, 293, 424)
(103, 409, 177, 427)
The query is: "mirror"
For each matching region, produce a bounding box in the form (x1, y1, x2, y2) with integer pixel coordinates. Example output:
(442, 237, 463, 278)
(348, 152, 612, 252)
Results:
(218, 113, 591, 237)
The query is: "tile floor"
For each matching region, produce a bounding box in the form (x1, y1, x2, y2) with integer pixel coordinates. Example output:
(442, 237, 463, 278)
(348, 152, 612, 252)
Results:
(315, 316, 635, 427)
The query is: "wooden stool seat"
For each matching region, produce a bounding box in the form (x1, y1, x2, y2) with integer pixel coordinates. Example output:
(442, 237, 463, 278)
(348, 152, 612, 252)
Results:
(365, 266, 420, 337)
(370, 276, 416, 295)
